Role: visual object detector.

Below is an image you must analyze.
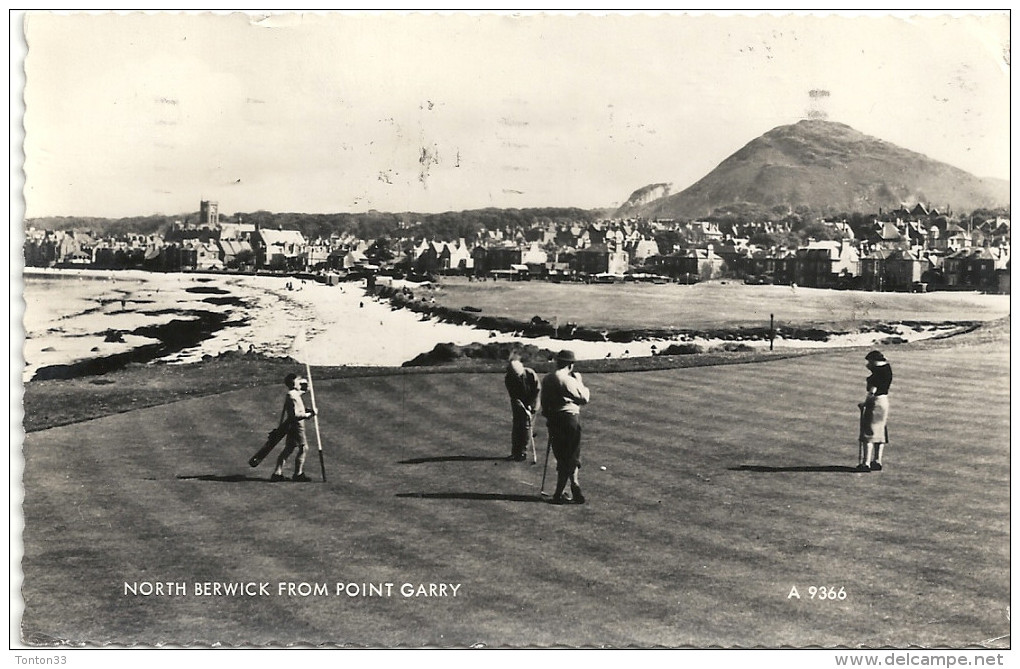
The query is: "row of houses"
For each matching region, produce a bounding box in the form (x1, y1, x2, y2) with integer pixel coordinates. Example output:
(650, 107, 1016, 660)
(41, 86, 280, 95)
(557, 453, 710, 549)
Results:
(23, 197, 1011, 292)
(445, 204, 1009, 256)
(24, 224, 373, 273)
(24, 224, 1010, 293)
(408, 238, 636, 276)
(725, 241, 1010, 292)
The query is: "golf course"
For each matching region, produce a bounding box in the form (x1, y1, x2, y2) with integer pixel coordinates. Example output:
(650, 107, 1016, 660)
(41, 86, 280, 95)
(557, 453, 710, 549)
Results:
(424, 278, 1011, 331)
(17, 315, 1010, 648)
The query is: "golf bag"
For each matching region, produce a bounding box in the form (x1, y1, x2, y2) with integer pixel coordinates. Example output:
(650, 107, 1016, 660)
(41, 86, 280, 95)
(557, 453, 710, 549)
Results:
(248, 422, 289, 468)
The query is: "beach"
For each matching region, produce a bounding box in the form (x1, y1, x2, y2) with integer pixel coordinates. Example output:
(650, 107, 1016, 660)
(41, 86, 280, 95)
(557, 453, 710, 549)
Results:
(20, 269, 539, 380)
(226, 275, 1002, 366)
(19, 268, 1002, 382)
(21, 269, 318, 382)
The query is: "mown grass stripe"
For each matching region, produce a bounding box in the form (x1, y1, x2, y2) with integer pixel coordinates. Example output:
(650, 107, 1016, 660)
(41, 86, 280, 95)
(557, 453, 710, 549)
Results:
(21, 340, 1009, 647)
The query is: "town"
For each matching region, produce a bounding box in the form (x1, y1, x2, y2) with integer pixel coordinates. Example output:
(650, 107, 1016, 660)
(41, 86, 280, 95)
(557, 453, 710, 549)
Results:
(24, 199, 1010, 294)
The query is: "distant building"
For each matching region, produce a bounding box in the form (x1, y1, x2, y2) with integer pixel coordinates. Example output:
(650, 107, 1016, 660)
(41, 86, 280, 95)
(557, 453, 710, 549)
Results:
(690, 221, 724, 242)
(192, 240, 223, 271)
(448, 239, 474, 271)
(252, 227, 307, 270)
(573, 244, 629, 275)
(940, 224, 973, 253)
(200, 200, 219, 227)
(413, 241, 451, 273)
(646, 246, 722, 281)
(409, 239, 474, 273)
(220, 222, 255, 241)
(794, 241, 859, 288)
(520, 242, 548, 266)
(885, 249, 926, 291)
(997, 260, 1010, 294)
(218, 239, 253, 268)
(304, 240, 332, 270)
(479, 245, 524, 273)
(341, 249, 369, 270)
(860, 248, 894, 291)
(24, 229, 96, 267)
(940, 247, 1006, 288)
(872, 220, 909, 250)
(627, 237, 660, 263)
(954, 247, 1008, 289)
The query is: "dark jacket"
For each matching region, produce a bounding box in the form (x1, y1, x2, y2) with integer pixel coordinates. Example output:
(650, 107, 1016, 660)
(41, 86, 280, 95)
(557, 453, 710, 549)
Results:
(505, 366, 541, 412)
(867, 363, 893, 396)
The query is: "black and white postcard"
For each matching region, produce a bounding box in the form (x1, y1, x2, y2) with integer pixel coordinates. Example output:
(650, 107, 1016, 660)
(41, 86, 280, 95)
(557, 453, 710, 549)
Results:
(11, 10, 1012, 666)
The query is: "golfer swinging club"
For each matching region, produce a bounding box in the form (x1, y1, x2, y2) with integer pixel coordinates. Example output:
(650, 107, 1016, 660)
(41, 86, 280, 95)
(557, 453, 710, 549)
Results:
(540, 349, 591, 504)
(271, 372, 317, 482)
(504, 353, 541, 462)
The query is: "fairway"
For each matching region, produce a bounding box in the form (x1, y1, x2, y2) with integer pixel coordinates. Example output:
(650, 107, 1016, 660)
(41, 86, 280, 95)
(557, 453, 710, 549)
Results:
(429, 279, 1011, 331)
(20, 340, 1009, 647)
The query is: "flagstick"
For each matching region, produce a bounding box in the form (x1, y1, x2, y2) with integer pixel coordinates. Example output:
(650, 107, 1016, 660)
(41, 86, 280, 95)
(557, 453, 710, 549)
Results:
(304, 361, 327, 482)
(292, 328, 326, 482)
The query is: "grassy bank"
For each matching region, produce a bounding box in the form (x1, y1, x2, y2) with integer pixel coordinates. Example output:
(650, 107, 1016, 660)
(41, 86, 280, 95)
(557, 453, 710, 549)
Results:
(19, 317, 1007, 434)
(19, 349, 820, 433)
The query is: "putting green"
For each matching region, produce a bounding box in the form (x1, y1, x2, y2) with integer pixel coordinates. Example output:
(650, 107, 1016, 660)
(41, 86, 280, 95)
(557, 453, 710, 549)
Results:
(19, 341, 1009, 647)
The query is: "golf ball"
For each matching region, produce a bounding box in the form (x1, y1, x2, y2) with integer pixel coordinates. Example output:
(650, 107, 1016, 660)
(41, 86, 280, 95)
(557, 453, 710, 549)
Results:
(600, 466, 607, 471)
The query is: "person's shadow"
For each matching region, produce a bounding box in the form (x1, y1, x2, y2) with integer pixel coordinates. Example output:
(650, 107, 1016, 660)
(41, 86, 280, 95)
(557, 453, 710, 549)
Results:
(396, 492, 545, 502)
(176, 474, 276, 483)
(730, 465, 862, 473)
(398, 455, 508, 465)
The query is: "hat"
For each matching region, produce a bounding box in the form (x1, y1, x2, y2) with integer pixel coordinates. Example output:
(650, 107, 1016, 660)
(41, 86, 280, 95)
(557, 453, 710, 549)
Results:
(865, 350, 886, 362)
(555, 349, 577, 363)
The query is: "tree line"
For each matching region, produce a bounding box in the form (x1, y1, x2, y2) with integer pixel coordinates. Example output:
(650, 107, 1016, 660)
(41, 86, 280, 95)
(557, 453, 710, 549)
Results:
(25, 202, 1007, 247)
(25, 207, 605, 241)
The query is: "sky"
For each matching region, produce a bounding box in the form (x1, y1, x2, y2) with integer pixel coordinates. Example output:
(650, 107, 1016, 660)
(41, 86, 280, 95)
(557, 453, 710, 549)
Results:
(15, 10, 1012, 219)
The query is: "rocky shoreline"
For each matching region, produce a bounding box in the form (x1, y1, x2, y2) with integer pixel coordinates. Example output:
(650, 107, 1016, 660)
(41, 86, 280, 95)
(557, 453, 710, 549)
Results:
(22, 269, 993, 381)
(373, 284, 981, 367)
(22, 269, 323, 383)
(31, 308, 245, 381)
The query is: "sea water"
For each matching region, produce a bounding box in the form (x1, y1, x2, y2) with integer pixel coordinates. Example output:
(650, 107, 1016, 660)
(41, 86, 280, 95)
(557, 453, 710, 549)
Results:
(19, 269, 257, 381)
(17, 269, 970, 383)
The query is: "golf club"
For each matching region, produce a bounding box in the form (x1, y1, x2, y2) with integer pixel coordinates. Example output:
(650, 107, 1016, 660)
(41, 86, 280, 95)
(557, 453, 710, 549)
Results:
(529, 410, 537, 464)
(539, 432, 552, 496)
(858, 403, 865, 467)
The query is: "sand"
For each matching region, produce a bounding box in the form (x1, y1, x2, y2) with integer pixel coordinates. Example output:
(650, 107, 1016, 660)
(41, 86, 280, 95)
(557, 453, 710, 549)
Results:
(19, 268, 979, 382)
(283, 277, 968, 364)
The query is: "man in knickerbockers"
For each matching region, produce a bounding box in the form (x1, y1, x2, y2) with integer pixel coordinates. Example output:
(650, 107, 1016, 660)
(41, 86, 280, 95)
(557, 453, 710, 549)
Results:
(540, 349, 591, 504)
(504, 353, 541, 462)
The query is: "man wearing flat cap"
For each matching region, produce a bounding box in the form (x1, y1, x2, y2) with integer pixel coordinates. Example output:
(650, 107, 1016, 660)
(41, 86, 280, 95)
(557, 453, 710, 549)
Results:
(505, 353, 541, 462)
(540, 349, 591, 504)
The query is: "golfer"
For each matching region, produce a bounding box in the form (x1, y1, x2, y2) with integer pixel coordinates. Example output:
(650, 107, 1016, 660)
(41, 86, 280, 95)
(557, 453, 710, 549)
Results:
(857, 350, 893, 472)
(541, 349, 591, 504)
(504, 354, 541, 461)
(271, 372, 316, 482)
